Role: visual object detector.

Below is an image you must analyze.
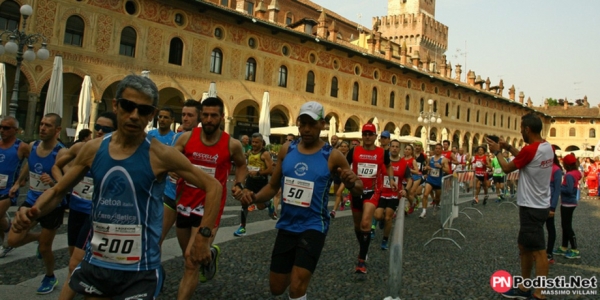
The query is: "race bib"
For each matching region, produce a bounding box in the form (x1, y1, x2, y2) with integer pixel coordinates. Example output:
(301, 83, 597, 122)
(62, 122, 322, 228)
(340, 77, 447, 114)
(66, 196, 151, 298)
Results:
(72, 176, 93, 201)
(475, 161, 483, 168)
(430, 169, 440, 177)
(357, 163, 378, 178)
(186, 165, 216, 188)
(248, 166, 260, 172)
(29, 172, 51, 193)
(416, 162, 422, 170)
(282, 177, 314, 208)
(383, 176, 399, 188)
(0, 174, 8, 189)
(91, 222, 142, 264)
(494, 167, 503, 175)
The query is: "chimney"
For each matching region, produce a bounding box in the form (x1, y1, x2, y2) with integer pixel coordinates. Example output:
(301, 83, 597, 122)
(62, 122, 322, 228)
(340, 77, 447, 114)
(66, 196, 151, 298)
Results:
(375, 32, 382, 53)
(316, 9, 327, 38)
(475, 75, 484, 89)
(328, 20, 339, 42)
(412, 51, 420, 67)
(509, 85, 516, 101)
(384, 42, 392, 60)
(584, 95, 589, 108)
(519, 91, 525, 104)
(498, 79, 504, 96)
(455, 64, 462, 81)
(544, 99, 549, 109)
(467, 71, 476, 86)
(439, 55, 447, 78)
(423, 53, 430, 72)
(446, 61, 452, 78)
(563, 97, 569, 110)
(255, 0, 267, 18)
(400, 40, 408, 65)
(485, 77, 491, 91)
(526, 97, 532, 107)
(267, 0, 280, 22)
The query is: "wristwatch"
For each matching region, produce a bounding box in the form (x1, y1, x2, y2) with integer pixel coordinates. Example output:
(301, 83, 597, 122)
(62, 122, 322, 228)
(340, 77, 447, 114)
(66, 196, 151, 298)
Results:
(235, 182, 246, 190)
(199, 227, 212, 238)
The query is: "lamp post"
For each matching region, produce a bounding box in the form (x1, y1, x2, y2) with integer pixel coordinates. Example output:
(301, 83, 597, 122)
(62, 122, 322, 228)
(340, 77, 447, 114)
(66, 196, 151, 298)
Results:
(417, 99, 442, 150)
(0, 4, 50, 118)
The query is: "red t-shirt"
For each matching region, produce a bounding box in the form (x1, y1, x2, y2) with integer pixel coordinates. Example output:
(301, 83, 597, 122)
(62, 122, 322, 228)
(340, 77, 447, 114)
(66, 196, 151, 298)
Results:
(351, 146, 387, 191)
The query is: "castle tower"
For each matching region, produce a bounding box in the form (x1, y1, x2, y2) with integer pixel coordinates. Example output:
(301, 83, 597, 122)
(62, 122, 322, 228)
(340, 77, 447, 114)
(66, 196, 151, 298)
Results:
(376, 0, 447, 69)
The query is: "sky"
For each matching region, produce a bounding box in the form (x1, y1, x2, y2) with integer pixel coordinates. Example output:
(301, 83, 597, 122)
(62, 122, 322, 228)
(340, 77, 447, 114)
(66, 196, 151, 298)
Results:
(310, 0, 600, 107)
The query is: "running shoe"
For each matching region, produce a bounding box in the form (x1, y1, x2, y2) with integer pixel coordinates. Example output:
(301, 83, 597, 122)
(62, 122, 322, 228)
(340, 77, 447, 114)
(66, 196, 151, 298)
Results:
(247, 204, 257, 212)
(565, 249, 580, 259)
(380, 240, 389, 250)
(483, 195, 489, 206)
(553, 247, 567, 256)
(355, 259, 367, 274)
(501, 287, 531, 299)
(471, 198, 479, 206)
(233, 226, 246, 237)
(0, 246, 14, 258)
(36, 245, 42, 259)
(433, 204, 439, 216)
(268, 201, 276, 219)
(407, 205, 415, 215)
(200, 245, 220, 283)
(345, 199, 351, 208)
(329, 210, 336, 219)
(37, 275, 58, 294)
(370, 229, 375, 240)
(271, 211, 278, 220)
(547, 254, 555, 265)
(419, 209, 426, 219)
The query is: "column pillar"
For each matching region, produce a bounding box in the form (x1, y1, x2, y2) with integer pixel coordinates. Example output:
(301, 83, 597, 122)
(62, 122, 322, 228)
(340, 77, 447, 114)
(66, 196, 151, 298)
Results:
(25, 93, 39, 140)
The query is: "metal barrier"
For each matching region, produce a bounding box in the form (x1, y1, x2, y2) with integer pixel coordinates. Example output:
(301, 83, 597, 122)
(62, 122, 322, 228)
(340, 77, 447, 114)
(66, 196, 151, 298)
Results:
(424, 175, 465, 249)
(385, 197, 406, 300)
(455, 171, 483, 219)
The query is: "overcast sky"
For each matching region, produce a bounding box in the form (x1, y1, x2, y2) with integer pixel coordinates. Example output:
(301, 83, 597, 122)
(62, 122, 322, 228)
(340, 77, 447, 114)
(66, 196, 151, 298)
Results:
(311, 0, 600, 107)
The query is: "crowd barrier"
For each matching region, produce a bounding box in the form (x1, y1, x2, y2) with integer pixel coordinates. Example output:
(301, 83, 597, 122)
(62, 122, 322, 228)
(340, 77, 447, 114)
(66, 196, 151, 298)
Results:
(455, 170, 483, 219)
(424, 174, 465, 249)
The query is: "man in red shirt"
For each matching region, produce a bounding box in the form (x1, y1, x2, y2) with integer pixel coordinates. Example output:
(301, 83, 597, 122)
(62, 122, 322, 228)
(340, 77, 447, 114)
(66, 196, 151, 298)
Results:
(442, 140, 458, 174)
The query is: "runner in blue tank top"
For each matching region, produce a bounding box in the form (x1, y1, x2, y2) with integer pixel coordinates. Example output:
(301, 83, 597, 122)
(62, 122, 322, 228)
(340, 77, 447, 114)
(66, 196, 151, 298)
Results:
(242, 101, 363, 300)
(0, 116, 30, 258)
(420, 143, 450, 219)
(7, 113, 65, 294)
(146, 107, 175, 145)
(11, 75, 222, 300)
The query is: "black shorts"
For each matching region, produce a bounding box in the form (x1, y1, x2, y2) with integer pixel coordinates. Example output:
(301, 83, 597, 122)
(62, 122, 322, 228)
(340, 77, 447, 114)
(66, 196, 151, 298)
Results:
(271, 229, 326, 274)
(493, 176, 505, 183)
(351, 190, 377, 211)
(21, 202, 64, 230)
(70, 260, 164, 299)
(377, 196, 399, 211)
(332, 174, 342, 185)
(426, 182, 441, 190)
(176, 213, 202, 228)
(163, 195, 176, 211)
(0, 193, 16, 206)
(518, 206, 549, 251)
(67, 210, 91, 248)
(475, 175, 486, 184)
(246, 176, 269, 194)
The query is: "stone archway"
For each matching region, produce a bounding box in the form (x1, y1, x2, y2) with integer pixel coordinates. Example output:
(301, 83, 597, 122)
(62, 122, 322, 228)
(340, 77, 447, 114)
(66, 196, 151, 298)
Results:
(383, 122, 396, 133)
(452, 130, 460, 149)
(565, 145, 580, 152)
(344, 116, 360, 132)
(463, 132, 471, 152)
(232, 99, 260, 139)
(400, 124, 411, 136)
(159, 87, 185, 129)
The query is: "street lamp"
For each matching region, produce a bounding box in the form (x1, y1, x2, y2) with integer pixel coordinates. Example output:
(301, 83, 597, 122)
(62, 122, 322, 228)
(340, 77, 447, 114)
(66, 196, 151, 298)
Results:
(417, 99, 442, 149)
(0, 4, 50, 117)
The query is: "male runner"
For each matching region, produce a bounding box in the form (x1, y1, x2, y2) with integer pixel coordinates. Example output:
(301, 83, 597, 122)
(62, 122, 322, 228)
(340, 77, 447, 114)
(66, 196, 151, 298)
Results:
(347, 123, 396, 275)
(175, 97, 247, 297)
(441, 140, 458, 174)
(379, 130, 391, 151)
(472, 146, 491, 205)
(0, 116, 30, 258)
(491, 152, 506, 202)
(234, 132, 273, 237)
(7, 113, 65, 294)
(12, 75, 222, 300)
(330, 134, 340, 148)
(242, 101, 362, 299)
(409, 141, 427, 209)
(147, 107, 175, 145)
(419, 143, 450, 219)
(51, 112, 117, 300)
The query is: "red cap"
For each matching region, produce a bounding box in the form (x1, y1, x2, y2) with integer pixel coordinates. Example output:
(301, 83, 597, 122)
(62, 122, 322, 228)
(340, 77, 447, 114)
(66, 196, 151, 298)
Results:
(563, 153, 577, 165)
(362, 123, 376, 133)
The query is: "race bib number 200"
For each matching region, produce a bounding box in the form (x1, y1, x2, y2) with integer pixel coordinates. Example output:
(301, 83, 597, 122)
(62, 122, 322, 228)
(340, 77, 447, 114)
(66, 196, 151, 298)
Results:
(91, 222, 142, 264)
(282, 177, 314, 208)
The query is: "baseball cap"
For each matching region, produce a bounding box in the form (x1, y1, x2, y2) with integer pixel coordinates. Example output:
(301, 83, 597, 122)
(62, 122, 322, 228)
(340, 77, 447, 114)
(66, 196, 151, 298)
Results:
(380, 130, 390, 138)
(362, 123, 376, 133)
(563, 153, 577, 165)
(298, 101, 324, 120)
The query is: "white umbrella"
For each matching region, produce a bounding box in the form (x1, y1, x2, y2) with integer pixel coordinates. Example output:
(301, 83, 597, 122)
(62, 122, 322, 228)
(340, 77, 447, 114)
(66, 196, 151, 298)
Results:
(373, 117, 380, 146)
(75, 75, 92, 138)
(258, 91, 271, 145)
(0, 63, 7, 117)
(43, 56, 63, 116)
(201, 92, 209, 101)
(329, 116, 336, 144)
(208, 82, 217, 98)
(420, 127, 427, 148)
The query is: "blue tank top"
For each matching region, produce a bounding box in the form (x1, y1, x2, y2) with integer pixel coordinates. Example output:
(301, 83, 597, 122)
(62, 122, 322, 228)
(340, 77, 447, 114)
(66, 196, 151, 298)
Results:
(0, 139, 23, 198)
(426, 156, 443, 187)
(26, 141, 65, 206)
(69, 170, 93, 214)
(147, 129, 175, 146)
(84, 134, 165, 271)
(277, 140, 332, 234)
(164, 131, 184, 200)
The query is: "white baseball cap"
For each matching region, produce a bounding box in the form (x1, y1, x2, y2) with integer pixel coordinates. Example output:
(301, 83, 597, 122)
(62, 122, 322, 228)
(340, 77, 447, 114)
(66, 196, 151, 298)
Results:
(298, 101, 325, 120)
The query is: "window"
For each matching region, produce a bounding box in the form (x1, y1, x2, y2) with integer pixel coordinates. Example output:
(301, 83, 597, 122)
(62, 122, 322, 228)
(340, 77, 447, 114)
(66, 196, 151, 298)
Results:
(569, 128, 576, 137)
(456, 105, 461, 120)
(174, 13, 185, 26)
(389, 92, 395, 109)
(246, 1, 254, 15)
(169, 37, 184, 65)
(330, 77, 338, 98)
(444, 103, 449, 117)
(500, 115, 504, 127)
(493, 113, 496, 126)
(405, 95, 410, 110)
(64, 16, 84, 46)
(210, 48, 222, 73)
(371, 88, 378, 106)
(214, 27, 223, 39)
(476, 110, 480, 122)
(119, 26, 136, 57)
(0, 1, 20, 30)
(433, 100, 437, 112)
(419, 98, 424, 112)
(125, 1, 137, 15)
(306, 71, 315, 93)
(352, 82, 359, 101)
(508, 117, 511, 129)
(285, 12, 293, 25)
(221, 0, 229, 6)
(550, 128, 556, 137)
(485, 113, 488, 125)
(590, 128, 596, 138)
(245, 58, 256, 81)
(514, 119, 517, 129)
(278, 66, 287, 87)
(467, 108, 470, 122)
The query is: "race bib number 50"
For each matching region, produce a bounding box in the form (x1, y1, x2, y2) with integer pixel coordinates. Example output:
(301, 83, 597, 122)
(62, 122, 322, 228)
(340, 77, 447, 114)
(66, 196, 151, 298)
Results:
(282, 177, 314, 208)
(91, 222, 142, 264)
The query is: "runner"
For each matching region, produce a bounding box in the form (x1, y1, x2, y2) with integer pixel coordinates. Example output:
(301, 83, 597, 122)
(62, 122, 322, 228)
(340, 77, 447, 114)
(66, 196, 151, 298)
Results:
(12, 75, 223, 300)
(347, 123, 396, 275)
(419, 143, 450, 219)
(160, 99, 202, 247)
(409, 142, 427, 210)
(491, 151, 506, 202)
(374, 140, 410, 250)
(146, 107, 175, 145)
(0, 116, 30, 258)
(379, 130, 391, 151)
(51, 112, 117, 300)
(401, 144, 420, 214)
(441, 140, 458, 174)
(175, 96, 247, 297)
(471, 146, 491, 205)
(331, 141, 351, 217)
(241, 101, 363, 299)
(234, 132, 273, 236)
(7, 113, 66, 294)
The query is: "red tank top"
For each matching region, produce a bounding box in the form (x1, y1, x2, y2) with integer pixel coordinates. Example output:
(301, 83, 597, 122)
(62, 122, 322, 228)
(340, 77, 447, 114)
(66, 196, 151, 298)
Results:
(381, 159, 407, 197)
(352, 146, 386, 191)
(442, 151, 453, 174)
(177, 128, 231, 216)
(473, 155, 487, 176)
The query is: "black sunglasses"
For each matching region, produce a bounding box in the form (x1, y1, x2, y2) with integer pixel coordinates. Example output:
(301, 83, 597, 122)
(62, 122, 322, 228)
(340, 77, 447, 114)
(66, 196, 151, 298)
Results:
(117, 98, 156, 116)
(362, 132, 376, 137)
(94, 124, 114, 133)
(0, 126, 15, 130)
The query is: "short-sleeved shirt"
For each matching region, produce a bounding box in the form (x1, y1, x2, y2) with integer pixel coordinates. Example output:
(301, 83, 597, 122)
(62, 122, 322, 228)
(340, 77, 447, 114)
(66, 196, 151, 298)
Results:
(512, 141, 553, 208)
(147, 129, 175, 146)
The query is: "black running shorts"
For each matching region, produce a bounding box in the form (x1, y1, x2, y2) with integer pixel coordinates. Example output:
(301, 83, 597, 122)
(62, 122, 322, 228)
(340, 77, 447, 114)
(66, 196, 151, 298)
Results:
(377, 196, 399, 211)
(270, 229, 326, 274)
(518, 206, 549, 251)
(21, 202, 64, 230)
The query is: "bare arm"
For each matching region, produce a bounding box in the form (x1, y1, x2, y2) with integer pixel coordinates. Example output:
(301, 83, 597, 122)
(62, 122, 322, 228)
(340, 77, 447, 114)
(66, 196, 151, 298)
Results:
(52, 145, 79, 181)
(230, 138, 248, 198)
(442, 158, 450, 174)
(486, 137, 518, 173)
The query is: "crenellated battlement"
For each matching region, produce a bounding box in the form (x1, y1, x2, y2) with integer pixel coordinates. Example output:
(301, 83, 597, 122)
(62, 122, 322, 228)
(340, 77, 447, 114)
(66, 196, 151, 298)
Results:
(376, 13, 448, 48)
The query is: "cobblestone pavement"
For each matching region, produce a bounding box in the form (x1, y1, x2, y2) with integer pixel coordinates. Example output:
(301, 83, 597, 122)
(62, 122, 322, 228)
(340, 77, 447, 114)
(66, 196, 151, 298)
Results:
(1, 180, 599, 299)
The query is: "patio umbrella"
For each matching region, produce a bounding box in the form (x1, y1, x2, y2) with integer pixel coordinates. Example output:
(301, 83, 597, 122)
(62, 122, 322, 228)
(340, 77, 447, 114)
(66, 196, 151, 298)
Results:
(208, 82, 217, 98)
(43, 55, 63, 117)
(373, 117, 380, 146)
(329, 116, 336, 144)
(258, 91, 270, 145)
(0, 63, 7, 116)
(75, 75, 92, 138)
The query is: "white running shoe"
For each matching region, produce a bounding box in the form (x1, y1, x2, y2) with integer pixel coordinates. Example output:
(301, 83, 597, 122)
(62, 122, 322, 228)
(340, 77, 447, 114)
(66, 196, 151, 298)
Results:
(419, 209, 426, 219)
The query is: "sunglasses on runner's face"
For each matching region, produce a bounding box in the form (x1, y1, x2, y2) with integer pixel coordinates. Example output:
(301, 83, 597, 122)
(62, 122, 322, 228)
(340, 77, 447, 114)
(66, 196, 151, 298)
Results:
(0, 126, 15, 130)
(117, 98, 156, 116)
(94, 124, 114, 133)
(362, 132, 376, 137)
